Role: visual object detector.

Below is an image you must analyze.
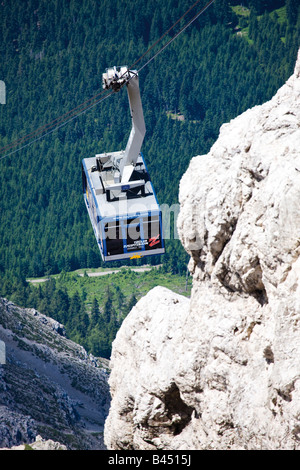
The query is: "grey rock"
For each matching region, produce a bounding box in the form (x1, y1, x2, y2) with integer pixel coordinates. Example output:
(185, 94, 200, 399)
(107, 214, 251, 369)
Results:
(0, 297, 110, 450)
(104, 49, 300, 450)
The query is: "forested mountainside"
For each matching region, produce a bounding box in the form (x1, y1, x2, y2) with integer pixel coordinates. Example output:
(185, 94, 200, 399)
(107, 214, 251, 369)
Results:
(0, 0, 299, 282)
(0, 0, 299, 277)
(104, 45, 300, 451)
(0, 0, 299, 361)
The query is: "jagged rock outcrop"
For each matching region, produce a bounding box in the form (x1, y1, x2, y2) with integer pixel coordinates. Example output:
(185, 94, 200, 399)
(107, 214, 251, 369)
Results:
(104, 49, 300, 450)
(0, 297, 110, 450)
(0, 435, 68, 450)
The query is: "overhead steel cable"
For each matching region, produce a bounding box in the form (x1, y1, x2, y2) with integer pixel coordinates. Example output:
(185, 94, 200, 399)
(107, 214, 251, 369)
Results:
(137, 0, 215, 73)
(0, 88, 111, 155)
(129, 0, 207, 70)
(0, 90, 114, 160)
(114, 0, 215, 86)
(0, 0, 215, 160)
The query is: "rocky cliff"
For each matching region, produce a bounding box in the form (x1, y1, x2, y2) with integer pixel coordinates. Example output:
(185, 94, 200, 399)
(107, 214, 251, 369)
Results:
(104, 48, 300, 450)
(0, 297, 110, 450)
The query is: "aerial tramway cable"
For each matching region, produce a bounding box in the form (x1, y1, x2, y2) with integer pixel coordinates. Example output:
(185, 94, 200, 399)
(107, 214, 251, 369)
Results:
(0, 90, 114, 160)
(0, 0, 215, 161)
(129, 0, 214, 71)
(135, 0, 215, 73)
(0, 88, 112, 155)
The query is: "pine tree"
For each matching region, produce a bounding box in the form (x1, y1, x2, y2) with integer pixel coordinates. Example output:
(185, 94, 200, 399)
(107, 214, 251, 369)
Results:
(213, 0, 233, 24)
(127, 294, 137, 312)
(103, 287, 113, 324)
(91, 297, 100, 327)
(286, 0, 299, 25)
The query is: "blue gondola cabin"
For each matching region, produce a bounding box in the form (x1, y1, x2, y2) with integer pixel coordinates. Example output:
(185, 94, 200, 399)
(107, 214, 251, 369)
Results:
(81, 150, 164, 261)
(82, 66, 165, 262)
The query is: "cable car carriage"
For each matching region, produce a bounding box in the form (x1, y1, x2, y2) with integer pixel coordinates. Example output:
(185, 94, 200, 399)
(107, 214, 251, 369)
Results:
(82, 66, 165, 262)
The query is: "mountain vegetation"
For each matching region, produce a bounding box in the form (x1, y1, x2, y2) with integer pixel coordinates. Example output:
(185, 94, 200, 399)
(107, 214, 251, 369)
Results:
(0, 0, 299, 357)
(2, 267, 192, 358)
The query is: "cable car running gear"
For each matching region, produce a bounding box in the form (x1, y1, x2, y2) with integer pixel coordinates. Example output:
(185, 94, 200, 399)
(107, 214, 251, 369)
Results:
(82, 66, 165, 262)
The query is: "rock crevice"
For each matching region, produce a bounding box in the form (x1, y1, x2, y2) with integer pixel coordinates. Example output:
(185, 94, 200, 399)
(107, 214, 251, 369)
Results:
(104, 49, 300, 450)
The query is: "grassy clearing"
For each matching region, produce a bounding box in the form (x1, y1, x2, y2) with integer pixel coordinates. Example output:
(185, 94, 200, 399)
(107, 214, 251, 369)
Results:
(231, 5, 250, 18)
(270, 6, 287, 24)
(231, 4, 287, 45)
(30, 266, 192, 312)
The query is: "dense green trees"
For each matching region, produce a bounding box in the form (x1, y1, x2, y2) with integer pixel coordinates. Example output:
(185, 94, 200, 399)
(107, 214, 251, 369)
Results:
(3, 274, 121, 358)
(0, 0, 299, 280)
(287, 0, 300, 24)
(0, 267, 192, 358)
(0, 0, 298, 361)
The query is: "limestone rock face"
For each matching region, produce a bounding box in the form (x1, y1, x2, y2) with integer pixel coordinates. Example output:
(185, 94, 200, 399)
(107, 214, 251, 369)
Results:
(0, 435, 68, 451)
(0, 297, 110, 450)
(178, 47, 300, 299)
(104, 49, 300, 450)
(103, 287, 191, 449)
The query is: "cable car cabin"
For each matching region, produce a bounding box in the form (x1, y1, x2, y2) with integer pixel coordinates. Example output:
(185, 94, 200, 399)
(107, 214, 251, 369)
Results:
(82, 66, 165, 262)
(82, 152, 164, 262)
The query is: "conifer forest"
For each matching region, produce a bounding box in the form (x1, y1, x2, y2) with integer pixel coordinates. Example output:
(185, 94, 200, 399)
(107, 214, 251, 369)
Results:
(0, 0, 299, 357)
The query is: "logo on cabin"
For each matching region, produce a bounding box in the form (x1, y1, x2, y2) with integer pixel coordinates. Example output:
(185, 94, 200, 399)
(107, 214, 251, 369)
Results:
(149, 234, 160, 247)
(0, 81, 6, 105)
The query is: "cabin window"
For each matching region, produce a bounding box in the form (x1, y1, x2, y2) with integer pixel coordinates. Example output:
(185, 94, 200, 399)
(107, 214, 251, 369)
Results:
(143, 216, 162, 250)
(125, 219, 142, 251)
(104, 215, 162, 257)
(105, 221, 123, 256)
(82, 166, 88, 203)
